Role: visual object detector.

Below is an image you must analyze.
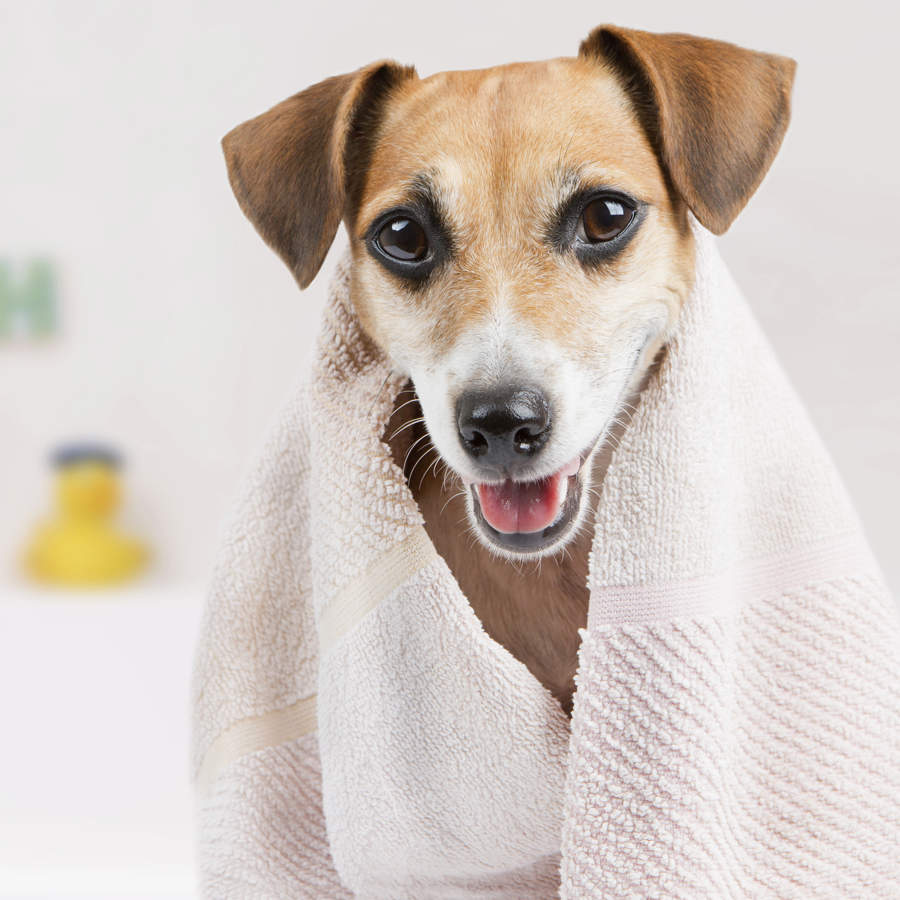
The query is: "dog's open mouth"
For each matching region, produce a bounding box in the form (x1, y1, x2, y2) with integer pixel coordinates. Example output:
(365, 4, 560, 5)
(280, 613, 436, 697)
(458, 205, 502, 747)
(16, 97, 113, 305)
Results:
(468, 454, 589, 554)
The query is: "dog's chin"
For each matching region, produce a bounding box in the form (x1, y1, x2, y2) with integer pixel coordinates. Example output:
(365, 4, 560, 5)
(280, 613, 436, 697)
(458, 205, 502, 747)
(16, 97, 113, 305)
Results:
(463, 448, 597, 560)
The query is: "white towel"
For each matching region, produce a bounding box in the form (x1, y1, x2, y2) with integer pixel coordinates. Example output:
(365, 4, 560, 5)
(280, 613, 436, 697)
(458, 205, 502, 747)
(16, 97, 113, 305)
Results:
(191, 222, 900, 898)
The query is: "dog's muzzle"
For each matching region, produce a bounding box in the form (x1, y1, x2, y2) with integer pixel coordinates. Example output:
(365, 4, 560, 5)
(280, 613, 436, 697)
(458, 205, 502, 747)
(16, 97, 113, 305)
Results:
(456, 386, 593, 554)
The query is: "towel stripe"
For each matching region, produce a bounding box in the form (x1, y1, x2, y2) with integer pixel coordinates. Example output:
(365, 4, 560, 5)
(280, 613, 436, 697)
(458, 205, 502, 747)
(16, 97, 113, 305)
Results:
(317, 526, 439, 652)
(196, 528, 438, 792)
(588, 530, 885, 628)
(196, 693, 318, 792)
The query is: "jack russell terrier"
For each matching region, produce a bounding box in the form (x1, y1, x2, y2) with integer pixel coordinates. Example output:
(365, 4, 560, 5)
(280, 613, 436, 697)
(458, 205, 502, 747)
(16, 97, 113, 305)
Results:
(222, 24, 795, 715)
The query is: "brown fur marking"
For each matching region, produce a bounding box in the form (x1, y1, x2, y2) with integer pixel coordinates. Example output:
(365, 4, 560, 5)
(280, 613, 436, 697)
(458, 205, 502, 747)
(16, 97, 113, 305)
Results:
(222, 61, 415, 288)
(580, 26, 796, 234)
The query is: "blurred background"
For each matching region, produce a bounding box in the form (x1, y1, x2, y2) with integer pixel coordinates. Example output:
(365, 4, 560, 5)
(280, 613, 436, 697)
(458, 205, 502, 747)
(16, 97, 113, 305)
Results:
(1, 0, 897, 897)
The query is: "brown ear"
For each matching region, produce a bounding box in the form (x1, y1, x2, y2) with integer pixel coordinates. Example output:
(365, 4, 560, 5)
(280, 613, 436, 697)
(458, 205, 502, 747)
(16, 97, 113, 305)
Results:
(579, 26, 796, 233)
(222, 60, 416, 288)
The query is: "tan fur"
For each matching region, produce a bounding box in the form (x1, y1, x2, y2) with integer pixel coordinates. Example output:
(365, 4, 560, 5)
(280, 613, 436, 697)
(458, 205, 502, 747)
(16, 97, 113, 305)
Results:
(350, 58, 695, 366)
(221, 27, 795, 716)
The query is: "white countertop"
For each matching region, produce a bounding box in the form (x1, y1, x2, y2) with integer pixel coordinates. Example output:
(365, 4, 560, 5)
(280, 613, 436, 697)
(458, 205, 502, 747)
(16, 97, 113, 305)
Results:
(0, 580, 205, 898)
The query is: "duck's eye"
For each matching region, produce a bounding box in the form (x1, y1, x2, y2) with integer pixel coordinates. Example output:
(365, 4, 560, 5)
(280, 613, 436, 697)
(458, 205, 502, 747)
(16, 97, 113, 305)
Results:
(578, 196, 636, 243)
(376, 217, 429, 261)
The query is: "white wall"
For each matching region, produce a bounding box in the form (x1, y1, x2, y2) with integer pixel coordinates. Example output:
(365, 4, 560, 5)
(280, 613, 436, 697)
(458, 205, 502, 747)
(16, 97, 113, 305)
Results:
(1, 1, 897, 895)
(1, 0, 897, 590)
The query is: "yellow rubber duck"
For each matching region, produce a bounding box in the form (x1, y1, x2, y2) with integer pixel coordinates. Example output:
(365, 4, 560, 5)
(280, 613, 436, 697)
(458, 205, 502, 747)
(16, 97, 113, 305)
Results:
(25, 444, 147, 586)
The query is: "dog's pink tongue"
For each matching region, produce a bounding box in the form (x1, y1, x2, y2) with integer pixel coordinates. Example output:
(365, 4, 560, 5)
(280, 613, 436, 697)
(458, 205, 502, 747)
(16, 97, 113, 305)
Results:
(477, 472, 565, 534)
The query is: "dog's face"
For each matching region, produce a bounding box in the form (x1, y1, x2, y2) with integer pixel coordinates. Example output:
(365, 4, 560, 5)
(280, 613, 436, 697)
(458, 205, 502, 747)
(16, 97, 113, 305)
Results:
(223, 26, 795, 558)
(349, 59, 694, 556)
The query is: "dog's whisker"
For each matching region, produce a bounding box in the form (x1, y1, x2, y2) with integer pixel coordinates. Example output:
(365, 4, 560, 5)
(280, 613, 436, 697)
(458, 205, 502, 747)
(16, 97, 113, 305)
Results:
(591, 365, 639, 393)
(406, 438, 434, 471)
(419, 447, 443, 487)
(387, 396, 423, 420)
(367, 370, 394, 417)
(441, 490, 468, 516)
(419, 452, 444, 491)
(417, 463, 439, 493)
(388, 416, 426, 441)
(441, 464, 460, 494)
(407, 444, 438, 485)
(402, 432, 432, 473)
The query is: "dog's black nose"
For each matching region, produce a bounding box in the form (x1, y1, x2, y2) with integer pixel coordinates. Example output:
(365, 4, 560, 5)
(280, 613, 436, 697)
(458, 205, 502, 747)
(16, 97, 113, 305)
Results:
(457, 387, 551, 470)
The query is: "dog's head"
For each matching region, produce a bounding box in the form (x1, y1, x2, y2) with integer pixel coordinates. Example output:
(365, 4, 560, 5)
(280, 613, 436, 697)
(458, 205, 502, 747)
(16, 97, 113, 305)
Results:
(223, 26, 795, 558)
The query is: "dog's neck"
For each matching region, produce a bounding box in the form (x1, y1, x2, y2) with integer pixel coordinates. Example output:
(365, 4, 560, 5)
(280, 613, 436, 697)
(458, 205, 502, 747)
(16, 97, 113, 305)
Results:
(385, 382, 627, 717)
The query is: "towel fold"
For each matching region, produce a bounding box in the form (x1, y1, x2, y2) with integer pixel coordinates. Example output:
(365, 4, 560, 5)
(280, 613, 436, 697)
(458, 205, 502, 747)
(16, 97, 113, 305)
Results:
(192, 222, 900, 898)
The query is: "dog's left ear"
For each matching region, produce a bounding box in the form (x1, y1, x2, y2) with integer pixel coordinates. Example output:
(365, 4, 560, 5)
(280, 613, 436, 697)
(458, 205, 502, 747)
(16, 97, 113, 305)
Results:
(580, 26, 796, 233)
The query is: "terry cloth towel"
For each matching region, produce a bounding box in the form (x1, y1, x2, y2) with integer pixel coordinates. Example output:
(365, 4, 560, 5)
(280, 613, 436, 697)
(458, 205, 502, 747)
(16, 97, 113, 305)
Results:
(191, 222, 900, 899)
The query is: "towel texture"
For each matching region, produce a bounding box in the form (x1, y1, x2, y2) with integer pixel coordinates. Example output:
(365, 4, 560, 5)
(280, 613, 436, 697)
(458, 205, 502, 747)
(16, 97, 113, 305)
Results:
(191, 223, 900, 898)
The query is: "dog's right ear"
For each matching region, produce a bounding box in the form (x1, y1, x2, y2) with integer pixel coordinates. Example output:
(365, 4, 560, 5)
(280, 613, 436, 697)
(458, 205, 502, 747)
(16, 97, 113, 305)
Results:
(579, 26, 796, 234)
(222, 61, 416, 289)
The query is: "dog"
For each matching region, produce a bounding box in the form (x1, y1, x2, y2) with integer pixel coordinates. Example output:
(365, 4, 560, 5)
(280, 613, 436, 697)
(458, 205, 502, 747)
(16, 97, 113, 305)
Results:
(222, 25, 795, 716)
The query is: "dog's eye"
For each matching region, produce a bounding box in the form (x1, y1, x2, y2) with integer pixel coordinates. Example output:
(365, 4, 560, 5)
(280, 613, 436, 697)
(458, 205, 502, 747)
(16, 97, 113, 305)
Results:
(376, 217, 429, 262)
(578, 196, 635, 243)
